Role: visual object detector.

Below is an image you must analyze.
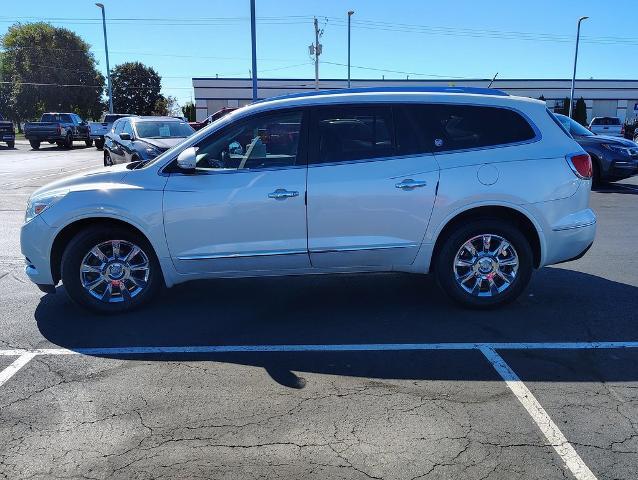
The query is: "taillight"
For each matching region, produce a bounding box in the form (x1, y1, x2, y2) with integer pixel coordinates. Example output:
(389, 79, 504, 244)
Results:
(566, 153, 592, 179)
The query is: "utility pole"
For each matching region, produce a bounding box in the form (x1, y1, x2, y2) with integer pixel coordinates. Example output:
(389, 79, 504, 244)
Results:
(95, 3, 113, 113)
(569, 16, 589, 118)
(347, 11, 354, 88)
(312, 17, 322, 90)
(250, 0, 258, 102)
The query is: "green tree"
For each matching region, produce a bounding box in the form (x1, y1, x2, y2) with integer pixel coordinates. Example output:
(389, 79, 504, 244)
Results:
(0, 22, 105, 123)
(182, 101, 195, 121)
(111, 62, 162, 115)
(152, 95, 180, 116)
(574, 97, 587, 126)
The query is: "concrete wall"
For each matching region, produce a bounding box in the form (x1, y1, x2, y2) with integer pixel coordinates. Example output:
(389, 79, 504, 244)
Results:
(192, 78, 638, 123)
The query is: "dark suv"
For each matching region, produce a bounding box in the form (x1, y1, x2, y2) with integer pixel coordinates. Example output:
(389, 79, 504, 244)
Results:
(0, 114, 15, 148)
(103, 116, 194, 166)
(555, 114, 638, 185)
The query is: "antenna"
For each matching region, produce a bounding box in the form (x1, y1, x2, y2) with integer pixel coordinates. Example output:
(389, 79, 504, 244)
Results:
(488, 72, 498, 88)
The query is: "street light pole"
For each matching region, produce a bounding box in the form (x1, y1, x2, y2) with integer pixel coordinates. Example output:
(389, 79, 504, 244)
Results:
(347, 10, 354, 88)
(95, 3, 113, 114)
(569, 16, 588, 119)
(250, 0, 258, 102)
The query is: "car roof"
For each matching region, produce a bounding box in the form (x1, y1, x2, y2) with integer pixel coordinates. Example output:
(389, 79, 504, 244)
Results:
(132, 116, 187, 122)
(228, 87, 544, 122)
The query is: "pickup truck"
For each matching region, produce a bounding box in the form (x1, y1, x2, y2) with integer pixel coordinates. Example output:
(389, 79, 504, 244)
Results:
(89, 113, 132, 149)
(0, 114, 15, 148)
(589, 116, 624, 138)
(24, 112, 92, 150)
(189, 107, 236, 131)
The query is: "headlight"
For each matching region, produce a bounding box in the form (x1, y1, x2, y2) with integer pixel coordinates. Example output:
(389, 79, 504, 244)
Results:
(143, 145, 162, 157)
(602, 144, 632, 156)
(25, 189, 69, 223)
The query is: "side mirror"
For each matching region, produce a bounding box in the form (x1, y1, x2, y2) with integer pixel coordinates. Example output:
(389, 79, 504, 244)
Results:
(176, 146, 197, 171)
(119, 132, 131, 141)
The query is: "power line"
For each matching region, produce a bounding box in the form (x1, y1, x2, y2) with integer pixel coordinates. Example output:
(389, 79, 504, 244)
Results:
(3, 14, 637, 46)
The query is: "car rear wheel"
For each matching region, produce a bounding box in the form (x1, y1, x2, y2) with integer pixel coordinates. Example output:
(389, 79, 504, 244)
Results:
(64, 133, 73, 149)
(29, 140, 40, 150)
(95, 139, 104, 150)
(85, 139, 93, 147)
(61, 226, 162, 314)
(7, 141, 14, 149)
(434, 218, 533, 309)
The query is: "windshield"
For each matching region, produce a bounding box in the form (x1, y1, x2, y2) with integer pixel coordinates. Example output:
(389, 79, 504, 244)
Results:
(555, 114, 593, 137)
(103, 114, 129, 123)
(133, 121, 194, 139)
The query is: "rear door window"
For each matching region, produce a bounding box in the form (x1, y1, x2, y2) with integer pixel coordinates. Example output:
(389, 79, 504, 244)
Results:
(311, 106, 395, 163)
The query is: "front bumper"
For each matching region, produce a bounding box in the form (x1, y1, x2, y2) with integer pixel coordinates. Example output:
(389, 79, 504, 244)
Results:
(607, 157, 638, 179)
(20, 216, 56, 287)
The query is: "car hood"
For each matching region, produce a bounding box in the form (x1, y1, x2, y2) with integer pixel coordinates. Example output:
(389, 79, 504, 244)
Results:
(139, 137, 186, 150)
(576, 135, 637, 147)
(592, 135, 637, 146)
(29, 163, 131, 199)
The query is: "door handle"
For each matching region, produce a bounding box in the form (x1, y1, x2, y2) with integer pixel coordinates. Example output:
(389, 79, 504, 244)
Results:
(268, 189, 299, 200)
(395, 179, 427, 190)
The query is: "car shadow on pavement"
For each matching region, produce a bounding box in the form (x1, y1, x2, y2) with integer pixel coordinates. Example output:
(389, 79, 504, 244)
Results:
(34, 266, 638, 386)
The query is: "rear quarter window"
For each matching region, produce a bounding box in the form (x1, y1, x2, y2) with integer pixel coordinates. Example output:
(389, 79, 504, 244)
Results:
(429, 104, 536, 152)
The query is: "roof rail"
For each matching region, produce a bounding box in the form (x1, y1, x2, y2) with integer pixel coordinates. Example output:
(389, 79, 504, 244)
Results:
(254, 86, 509, 104)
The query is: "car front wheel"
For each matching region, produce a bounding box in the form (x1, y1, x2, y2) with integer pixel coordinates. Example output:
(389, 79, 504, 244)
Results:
(434, 219, 533, 309)
(61, 226, 162, 314)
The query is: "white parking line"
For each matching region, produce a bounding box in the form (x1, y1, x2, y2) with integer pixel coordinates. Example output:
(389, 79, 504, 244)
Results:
(0, 352, 36, 388)
(481, 347, 598, 480)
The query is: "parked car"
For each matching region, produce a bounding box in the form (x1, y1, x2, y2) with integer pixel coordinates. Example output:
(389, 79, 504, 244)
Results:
(24, 113, 92, 150)
(589, 116, 623, 137)
(89, 113, 133, 150)
(103, 116, 194, 166)
(555, 114, 638, 185)
(0, 114, 15, 148)
(20, 87, 596, 314)
(189, 107, 236, 131)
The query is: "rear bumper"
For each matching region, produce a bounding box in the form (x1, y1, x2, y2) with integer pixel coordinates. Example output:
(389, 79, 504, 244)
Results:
(542, 209, 597, 266)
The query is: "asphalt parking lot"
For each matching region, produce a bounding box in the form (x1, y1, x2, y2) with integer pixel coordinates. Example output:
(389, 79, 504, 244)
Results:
(1, 140, 637, 479)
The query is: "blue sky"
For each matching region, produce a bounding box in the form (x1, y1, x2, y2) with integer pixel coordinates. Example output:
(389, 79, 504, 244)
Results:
(2, 0, 637, 106)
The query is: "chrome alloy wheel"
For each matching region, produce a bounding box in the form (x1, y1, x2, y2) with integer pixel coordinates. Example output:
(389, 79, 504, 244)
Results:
(453, 234, 519, 297)
(79, 240, 150, 303)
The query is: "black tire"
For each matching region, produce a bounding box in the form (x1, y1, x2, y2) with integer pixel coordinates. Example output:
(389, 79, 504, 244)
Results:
(104, 151, 113, 167)
(29, 140, 40, 150)
(64, 133, 73, 149)
(591, 158, 604, 189)
(48, 140, 55, 144)
(95, 139, 104, 150)
(85, 139, 93, 147)
(61, 226, 162, 314)
(56, 141, 64, 147)
(7, 141, 14, 149)
(434, 218, 533, 309)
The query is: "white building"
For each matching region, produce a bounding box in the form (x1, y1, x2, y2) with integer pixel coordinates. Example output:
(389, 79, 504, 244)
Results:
(192, 77, 638, 124)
